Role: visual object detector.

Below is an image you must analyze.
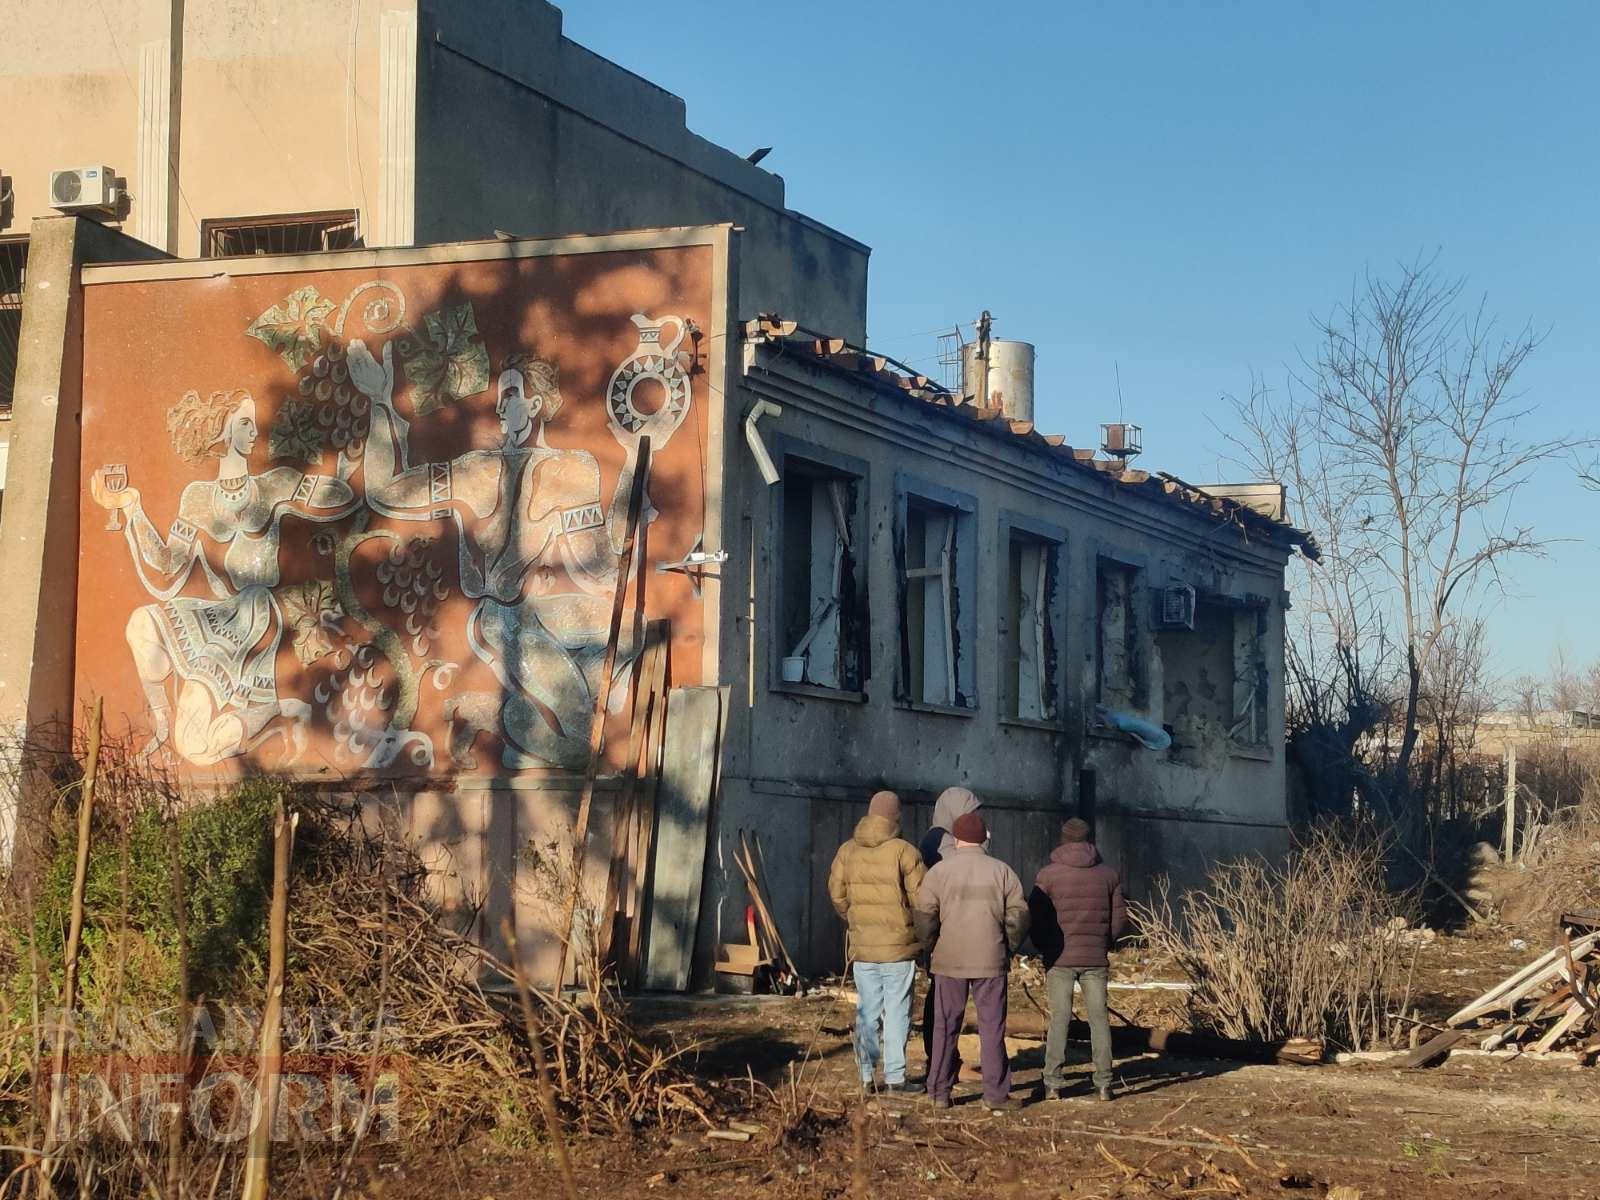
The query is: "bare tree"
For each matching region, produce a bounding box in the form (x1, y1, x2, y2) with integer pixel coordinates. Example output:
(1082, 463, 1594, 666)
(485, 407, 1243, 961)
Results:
(1231, 256, 1579, 834)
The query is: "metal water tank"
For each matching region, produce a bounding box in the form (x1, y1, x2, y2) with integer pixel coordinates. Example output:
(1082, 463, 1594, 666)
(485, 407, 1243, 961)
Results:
(962, 339, 1036, 422)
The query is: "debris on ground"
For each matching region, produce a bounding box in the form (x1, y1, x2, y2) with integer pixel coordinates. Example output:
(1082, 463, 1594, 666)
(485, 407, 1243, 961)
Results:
(1443, 924, 1600, 1059)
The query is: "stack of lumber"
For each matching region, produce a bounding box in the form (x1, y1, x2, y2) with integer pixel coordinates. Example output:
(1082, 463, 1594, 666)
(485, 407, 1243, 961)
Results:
(1444, 931, 1600, 1059)
(714, 829, 802, 994)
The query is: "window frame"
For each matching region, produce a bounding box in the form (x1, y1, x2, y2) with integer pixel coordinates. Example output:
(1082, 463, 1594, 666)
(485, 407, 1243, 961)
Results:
(893, 472, 978, 714)
(1090, 546, 1151, 723)
(0, 235, 28, 416)
(1153, 586, 1274, 759)
(200, 210, 363, 258)
(997, 509, 1068, 729)
(766, 434, 870, 701)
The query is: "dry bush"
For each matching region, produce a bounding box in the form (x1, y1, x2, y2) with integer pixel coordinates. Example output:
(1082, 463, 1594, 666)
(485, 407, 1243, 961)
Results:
(1513, 752, 1600, 927)
(1134, 829, 1413, 1050)
(0, 731, 715, 1199)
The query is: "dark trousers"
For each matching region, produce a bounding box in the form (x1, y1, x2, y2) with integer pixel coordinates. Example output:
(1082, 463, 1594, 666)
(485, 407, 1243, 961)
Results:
(927, 974, 1011, 1105)
(1044, 965, 1113, 1090)
(919, 978, 958, 1072)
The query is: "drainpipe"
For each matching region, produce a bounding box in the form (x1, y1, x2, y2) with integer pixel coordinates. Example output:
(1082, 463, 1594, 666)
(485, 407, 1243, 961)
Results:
(744, 400, 782, 485)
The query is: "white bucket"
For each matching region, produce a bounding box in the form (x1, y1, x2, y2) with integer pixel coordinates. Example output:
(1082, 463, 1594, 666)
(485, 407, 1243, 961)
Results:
(781, 656, 806, 683)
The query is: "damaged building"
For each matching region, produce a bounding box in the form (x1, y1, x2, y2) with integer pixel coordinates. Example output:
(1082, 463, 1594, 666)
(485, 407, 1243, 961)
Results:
(0, 0, 1317, 986)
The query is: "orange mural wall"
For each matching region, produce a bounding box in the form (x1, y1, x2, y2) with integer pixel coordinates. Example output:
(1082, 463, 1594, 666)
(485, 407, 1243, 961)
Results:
(75, 240, 718, 781)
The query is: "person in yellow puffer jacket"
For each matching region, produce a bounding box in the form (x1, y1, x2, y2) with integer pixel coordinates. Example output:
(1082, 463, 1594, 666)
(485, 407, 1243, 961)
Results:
(829, 789, 927, 1094)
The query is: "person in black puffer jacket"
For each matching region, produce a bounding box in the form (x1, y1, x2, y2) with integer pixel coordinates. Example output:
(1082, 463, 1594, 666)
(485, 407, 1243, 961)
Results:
(1029, 818, 1127, 1101)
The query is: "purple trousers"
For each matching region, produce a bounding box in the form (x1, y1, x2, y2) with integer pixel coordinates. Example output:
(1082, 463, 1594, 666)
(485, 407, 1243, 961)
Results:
(927, 974, 1011, 1105)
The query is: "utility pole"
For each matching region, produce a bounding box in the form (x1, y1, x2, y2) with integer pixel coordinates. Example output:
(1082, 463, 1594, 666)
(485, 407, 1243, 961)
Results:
(1502, 742, 1517, 864)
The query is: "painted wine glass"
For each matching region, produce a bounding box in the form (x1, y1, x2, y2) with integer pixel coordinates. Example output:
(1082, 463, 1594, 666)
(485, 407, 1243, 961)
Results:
(100, 463, 128, 531)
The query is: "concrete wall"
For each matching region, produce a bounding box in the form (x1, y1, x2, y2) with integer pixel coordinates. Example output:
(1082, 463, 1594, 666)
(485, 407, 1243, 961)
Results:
(704, 348, 1295, 974)
(0, 0, 868, 340)
(0, 216, 170, 874)
(413, 1, 870, 342)
(0, 0, 404, 255)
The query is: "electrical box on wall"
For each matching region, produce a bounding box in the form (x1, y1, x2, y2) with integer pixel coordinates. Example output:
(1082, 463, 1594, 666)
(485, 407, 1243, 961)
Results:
(49, 166, 119, 215)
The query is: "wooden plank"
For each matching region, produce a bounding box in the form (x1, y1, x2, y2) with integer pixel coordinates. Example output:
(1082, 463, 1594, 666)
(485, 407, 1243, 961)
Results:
(1532, 1000, 1588, 1054)
(641, 685, 725, 991)
(1395, 1028, 1469, 1069)
(738, 830, 801, 981)
(623, 640, 673, 984)
(598, 620, 669, 965)
(554, 438, 651, 989)
(1448, 933, 1600, 1025)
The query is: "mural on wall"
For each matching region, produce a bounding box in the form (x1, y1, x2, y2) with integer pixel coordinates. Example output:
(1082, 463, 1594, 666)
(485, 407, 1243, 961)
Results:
(78, 246, 714, 778)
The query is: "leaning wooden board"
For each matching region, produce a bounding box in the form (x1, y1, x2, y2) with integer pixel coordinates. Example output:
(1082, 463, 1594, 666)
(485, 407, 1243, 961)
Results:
(642, 686, 727, 992)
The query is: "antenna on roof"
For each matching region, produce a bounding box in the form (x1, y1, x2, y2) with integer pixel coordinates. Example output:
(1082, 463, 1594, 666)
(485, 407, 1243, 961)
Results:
(1103, 362, 1141, 465)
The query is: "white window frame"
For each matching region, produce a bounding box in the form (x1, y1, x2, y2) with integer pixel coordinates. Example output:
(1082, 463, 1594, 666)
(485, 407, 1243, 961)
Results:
(895, 474, 977, 711)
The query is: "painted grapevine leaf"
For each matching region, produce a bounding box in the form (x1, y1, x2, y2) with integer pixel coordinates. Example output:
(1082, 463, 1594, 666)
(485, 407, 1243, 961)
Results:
(267, 396, 325, 464)
(401, 301, 490, 415)
(278, 578, 345, 666)
(246, 286, 335, 370)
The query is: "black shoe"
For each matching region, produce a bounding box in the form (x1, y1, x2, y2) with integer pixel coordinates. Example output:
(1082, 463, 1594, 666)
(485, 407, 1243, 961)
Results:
(1096, 1085, 1114, 1103)
(881, 1081, 916, 1095)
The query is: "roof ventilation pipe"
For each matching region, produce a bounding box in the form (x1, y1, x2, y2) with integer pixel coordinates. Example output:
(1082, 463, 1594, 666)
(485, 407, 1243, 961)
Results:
(962, 338, 1035, 423)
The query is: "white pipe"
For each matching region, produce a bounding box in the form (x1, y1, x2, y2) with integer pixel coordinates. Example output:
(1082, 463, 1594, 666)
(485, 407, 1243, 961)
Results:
(744, 400, 782, 486)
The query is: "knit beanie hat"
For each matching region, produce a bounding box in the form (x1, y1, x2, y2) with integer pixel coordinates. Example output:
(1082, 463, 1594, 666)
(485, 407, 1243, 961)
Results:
(868, 790, 901, 822)
(1060, 817, 1091, 843)
(951, 811, 987, 845)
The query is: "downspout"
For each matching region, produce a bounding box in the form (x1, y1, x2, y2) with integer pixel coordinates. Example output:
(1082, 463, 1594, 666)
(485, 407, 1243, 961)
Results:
(744, 399, 782, 485)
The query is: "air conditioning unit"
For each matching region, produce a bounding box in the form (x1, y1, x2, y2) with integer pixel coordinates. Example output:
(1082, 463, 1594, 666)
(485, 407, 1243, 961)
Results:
(49, 166, 118, 214)
(1155, 584, 1196, 630)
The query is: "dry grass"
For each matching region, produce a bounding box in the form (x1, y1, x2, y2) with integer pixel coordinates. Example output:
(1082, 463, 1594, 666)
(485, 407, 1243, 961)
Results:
(1512, 750, 1600, 927)
(1134, 828, 1413, 1050)
(0, 730, 717, 1199)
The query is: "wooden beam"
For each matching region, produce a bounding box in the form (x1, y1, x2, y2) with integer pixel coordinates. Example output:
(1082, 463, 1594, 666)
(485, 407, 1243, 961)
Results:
(553, 437, 651, 990)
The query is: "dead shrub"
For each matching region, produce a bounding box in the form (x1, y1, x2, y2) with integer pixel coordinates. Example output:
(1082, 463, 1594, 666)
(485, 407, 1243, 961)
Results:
(0, 729, 715, 1199)
(1513, 766, 1600, 928)
(1134, 828, 1413, 1050)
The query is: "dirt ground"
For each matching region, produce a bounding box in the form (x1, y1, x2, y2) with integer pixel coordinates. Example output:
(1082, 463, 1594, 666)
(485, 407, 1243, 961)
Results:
(356, 930, 1600, 1200)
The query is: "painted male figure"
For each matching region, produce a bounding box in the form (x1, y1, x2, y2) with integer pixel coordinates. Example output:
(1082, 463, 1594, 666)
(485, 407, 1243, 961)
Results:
(914, 808, 1029, 1111)
(1030, 817, 1128, 1101)
(828, 789, 927, 1094)
(349, 338, 675, 768)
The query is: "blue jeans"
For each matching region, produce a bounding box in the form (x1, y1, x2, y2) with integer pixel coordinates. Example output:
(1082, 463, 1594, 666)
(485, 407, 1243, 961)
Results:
(852, 960, 916, 1084)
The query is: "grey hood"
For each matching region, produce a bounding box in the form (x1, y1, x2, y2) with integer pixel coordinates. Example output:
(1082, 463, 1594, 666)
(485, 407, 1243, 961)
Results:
(930, 786, 981, 857)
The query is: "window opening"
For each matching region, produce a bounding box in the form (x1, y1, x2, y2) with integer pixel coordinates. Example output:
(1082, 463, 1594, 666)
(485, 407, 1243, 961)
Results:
(201, 211, 361, 258)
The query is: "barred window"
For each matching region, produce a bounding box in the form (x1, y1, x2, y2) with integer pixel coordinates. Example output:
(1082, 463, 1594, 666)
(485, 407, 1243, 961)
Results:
(201, 211, 361, 258)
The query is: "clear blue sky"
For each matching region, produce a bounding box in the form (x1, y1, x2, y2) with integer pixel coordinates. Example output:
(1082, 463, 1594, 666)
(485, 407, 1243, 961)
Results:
(565, 1, 1600, 686)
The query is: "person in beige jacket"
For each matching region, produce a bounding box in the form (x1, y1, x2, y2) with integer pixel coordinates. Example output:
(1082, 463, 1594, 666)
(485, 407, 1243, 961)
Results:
(914, 809, 1029, 1110)
(829, 790, 927, 1093)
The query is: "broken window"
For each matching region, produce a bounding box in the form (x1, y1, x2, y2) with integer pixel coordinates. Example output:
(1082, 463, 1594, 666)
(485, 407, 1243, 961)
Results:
(1096, 559, 1145, 711)
(201, 210, 361, 258)
(1156, 596, 1270, 750)
(1004, 529, 1061, 722)
(897, 484, 975, 709)
(1231, 604, 1269, 747)
(1157, 599, 1233, 743)
(777, 461, 865, 690)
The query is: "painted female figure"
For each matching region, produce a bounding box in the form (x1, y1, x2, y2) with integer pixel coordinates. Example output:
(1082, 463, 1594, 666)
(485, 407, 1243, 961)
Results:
(90, 388, 358, 766)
